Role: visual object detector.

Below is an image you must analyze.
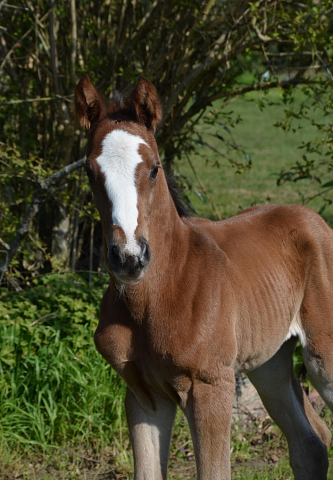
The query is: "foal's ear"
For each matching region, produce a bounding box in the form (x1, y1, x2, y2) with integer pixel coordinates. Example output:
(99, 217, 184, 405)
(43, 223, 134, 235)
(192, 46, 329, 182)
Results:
(75, 76, 106, 130)
(130, 76, 162, 133)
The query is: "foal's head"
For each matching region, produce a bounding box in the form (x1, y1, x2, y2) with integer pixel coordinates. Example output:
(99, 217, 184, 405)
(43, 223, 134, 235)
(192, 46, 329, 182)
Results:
(75, 75, 164, 285)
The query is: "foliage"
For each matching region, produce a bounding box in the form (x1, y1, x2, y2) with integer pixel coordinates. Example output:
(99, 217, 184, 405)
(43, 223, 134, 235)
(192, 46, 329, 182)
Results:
(254, 0, 333, 212)
(1, 0, 333, 281)
(0, 144, 89, 283)
(0, 273, 127, 449)
(275, 81, 333, 214)
(177, 88, 333, 224)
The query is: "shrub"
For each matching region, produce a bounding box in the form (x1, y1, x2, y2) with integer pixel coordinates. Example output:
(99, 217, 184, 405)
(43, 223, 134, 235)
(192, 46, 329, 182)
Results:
(0, 273, 126, 450)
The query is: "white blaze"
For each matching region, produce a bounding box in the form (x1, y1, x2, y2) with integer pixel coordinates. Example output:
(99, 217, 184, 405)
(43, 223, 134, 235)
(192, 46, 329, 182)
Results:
(96, 129, 147, 254)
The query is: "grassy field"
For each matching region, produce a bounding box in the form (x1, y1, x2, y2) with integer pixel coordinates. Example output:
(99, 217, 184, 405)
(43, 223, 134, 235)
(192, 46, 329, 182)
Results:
(176, 88, 333, 223)
(1, 89, 333, 479)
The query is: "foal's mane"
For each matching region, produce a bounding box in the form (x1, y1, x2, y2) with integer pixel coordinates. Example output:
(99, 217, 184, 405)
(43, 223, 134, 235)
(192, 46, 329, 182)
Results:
(107, 93, 189, 219)
(164, 173, 189, 218)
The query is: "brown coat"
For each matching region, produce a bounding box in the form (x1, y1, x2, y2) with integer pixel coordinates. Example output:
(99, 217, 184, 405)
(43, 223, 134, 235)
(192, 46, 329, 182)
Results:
(76, 75, 333, 480)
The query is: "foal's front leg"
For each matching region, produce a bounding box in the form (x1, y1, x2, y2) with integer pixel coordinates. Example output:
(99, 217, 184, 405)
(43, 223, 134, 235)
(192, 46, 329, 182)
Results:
(125, 387, 177, 480)
(185, 369, 235, 480)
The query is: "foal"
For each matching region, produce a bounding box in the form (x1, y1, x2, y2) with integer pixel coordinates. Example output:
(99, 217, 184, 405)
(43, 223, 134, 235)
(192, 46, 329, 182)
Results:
(76, 75, 333, 480)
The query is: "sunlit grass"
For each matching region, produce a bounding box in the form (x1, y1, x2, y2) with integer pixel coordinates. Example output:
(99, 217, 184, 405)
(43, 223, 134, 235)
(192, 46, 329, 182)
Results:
(0, 274, 127, 456)
(177, 88, 333, 225)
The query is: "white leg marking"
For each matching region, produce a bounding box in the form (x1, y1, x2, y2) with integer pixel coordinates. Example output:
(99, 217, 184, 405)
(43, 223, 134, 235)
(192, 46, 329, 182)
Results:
(96, 130, 147, 254)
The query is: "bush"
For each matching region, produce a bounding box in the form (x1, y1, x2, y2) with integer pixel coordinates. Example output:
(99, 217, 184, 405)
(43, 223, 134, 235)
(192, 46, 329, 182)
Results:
(0, 274, 126, 450)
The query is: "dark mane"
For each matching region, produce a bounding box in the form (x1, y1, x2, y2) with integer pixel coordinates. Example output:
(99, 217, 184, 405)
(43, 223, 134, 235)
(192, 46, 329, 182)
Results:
(112, 90, 124, 109)
(165, 173, 189, 218)
(107, 91, 134, 120)
(107, 92, 135, 121)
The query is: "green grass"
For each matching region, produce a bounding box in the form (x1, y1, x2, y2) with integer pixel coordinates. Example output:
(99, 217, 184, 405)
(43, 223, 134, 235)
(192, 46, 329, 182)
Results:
(176, 88, 333, 224)
(0, 274, 130, 477)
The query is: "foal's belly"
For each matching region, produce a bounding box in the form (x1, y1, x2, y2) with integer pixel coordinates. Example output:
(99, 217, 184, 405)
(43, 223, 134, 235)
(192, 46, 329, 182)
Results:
(234, 305, 303, 373)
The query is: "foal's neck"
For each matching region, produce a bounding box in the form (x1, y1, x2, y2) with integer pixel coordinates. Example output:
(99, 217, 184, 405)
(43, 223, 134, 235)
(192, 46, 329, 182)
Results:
(111, 177, 189, 314)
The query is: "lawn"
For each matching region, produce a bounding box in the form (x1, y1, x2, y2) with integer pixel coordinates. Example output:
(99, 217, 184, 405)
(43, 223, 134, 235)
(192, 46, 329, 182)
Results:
(1, 88, 333, 479)
(176, 88, 333, 224)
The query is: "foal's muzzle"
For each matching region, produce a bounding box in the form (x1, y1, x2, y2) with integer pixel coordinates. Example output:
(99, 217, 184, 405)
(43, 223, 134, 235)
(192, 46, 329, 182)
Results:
(108, 237, 151, 284)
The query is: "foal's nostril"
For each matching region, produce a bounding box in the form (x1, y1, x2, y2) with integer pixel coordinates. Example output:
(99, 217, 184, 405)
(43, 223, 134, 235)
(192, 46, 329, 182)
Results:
(109, 239, 150, 276)
(139, 238, 151, 267)
(108, 244, 123, 268)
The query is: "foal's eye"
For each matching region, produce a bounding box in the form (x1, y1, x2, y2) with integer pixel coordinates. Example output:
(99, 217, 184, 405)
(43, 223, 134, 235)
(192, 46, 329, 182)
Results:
(150, 166, 159, 181)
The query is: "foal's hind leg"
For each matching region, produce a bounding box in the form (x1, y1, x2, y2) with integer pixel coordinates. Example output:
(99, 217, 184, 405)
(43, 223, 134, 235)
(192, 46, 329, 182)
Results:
(302, 320, 333, 413)
(247, 337, 330, 480)
(301, 241, 333, 415)
(303, 337, 333, 430)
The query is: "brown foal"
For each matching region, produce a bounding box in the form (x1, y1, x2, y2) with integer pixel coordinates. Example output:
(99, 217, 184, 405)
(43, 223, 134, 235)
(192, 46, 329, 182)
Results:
(75, 75, 333, 479)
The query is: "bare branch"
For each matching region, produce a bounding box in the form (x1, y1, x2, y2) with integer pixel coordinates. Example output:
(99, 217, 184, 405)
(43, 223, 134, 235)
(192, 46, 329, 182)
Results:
(0, 157, 86, 277)
(185, 153, 222, 220)
(70, 0, 77, 86)
(0, 0, 8, 11)
(175, 77, 315, 136)
(0, 9, 52, 75)
(48, 0, 61, 95)
(210, 78, 319, 102)
(0, 95, 74, 105)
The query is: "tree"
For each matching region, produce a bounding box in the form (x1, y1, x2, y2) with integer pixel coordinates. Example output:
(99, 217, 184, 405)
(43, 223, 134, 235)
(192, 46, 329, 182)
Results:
(0, 0, 332, 283)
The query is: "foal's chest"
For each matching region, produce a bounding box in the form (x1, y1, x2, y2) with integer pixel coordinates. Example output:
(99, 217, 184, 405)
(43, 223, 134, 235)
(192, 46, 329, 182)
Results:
(95, 315, 195, 408)
(98, 299, 234, 408)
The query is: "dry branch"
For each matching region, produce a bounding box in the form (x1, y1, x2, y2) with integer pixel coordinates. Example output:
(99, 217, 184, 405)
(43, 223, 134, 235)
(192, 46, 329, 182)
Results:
(0, 157, 86, 279)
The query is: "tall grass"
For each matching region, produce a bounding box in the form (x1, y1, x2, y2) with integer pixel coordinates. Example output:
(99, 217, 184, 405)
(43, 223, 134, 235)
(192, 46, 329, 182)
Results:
(0, 274, 127, 452)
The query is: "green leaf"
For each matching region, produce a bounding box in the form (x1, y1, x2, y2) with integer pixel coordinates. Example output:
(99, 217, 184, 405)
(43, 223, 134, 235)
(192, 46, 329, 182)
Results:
(321, 180, 333, 188)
